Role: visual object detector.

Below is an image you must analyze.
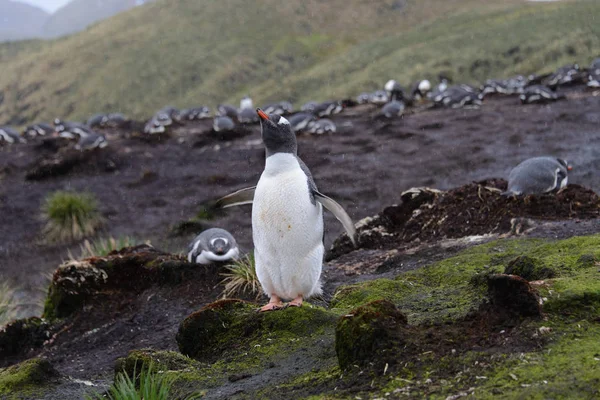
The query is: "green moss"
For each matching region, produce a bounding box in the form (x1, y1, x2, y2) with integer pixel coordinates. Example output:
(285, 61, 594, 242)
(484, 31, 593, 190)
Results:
(504, 255, 556, 281)
(0, 358, 59, 398)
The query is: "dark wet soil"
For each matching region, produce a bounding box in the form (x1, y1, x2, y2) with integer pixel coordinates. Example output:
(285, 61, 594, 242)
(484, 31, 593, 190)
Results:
(0, 84, 599, 398)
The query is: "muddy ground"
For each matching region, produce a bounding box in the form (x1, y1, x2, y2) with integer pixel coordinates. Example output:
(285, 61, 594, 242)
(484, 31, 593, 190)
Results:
(0, 84, 599, 398)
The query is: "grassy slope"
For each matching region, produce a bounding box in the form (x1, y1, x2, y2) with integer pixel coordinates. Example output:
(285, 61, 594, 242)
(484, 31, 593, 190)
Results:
(0, 0, 597, 125)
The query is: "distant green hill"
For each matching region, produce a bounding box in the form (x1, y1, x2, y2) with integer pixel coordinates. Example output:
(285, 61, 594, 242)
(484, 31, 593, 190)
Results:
(0, 0, 598, 125)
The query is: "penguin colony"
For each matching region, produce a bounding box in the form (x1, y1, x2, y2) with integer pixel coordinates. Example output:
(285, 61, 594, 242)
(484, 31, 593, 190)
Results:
(2, 58, 597, 311)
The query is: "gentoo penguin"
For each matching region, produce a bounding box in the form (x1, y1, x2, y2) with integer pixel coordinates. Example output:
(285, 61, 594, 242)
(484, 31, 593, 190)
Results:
(381, 100, 405, 118)
(144, 118, 166, 134)
(301, 101, 318, 113)
(369, 90, 389, 105)
(216, 104, 238, 119)
(187, 228, 239, 265)
(480, 76, 527, 97)
(288, 112, 317, 133)
(384, 80, 405, 101)
(54, 120, 94, 139)
(545, 64, 582, 88)
(519, 85, 563, 104)
(180, 107, 211, 121)
(356, 92, 371, 104)
(23, 123, 54, 138)
(215, 108, 357, 311)
(75, 133, 108, 151)
(312, 101, 344, 117)
(238, 96, 259, 124)
(308, 119, 336, 134)
(433, 85, 482, 108)
(588, 58, 600, 88)
(106, 113, 128, 127)
(410, 80, 432, 102)
(505, 157, 572, 196)
(213, 116, 235, 132)
(262, 101, 293, 116)
(87, 113, 108, 128)
(0, 126, 26, 144)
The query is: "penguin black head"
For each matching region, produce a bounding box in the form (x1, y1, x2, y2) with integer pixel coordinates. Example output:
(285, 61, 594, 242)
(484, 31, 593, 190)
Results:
(209, 237, 230, 256)
(556, 158, 573, 171)
(257, 108, 297, 156)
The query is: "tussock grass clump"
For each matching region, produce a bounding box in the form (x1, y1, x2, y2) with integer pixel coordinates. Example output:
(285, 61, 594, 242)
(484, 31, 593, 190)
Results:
(221, 253, 261, 299)
(41, 191, 103, 243)
(0, 280, 18, 327)
(72, 236, 147, 259)
(87, 363, 171, 400)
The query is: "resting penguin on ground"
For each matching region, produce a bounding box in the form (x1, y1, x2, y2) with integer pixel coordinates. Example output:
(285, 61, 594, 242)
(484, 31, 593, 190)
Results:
(519, 85, 564, 104)
(75, 133, 108, 151)
(187, 228, 239, 265)
(262, 101, 293, 115)
(369, 90, 389, 105)
(381, 100, 405, 118)
(288, 112, 317, 133)
(216, 108, 357, 312)
(0, 126, 26, 144)
(545, 64, 582, 88)
(213, 116, 235, 132)
(588, 57, 600, 88)
(180, 107, 211, 121)
(410, 80, 432, 102)
(312, 101, 344, 117)
(504, 157, 572, 196)
(216, 104, 238, 119)
(23, 123, 54, 138)
(356, 92, 371, 104)
(308, 118, 336, 134)
(301, 101, 318, 113)
(238, 96, 259, 124)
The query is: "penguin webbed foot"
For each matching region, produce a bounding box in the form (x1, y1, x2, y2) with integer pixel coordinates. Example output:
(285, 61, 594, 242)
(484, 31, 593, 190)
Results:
(286, 296, 303, 308)
(257, 296, 285, 312)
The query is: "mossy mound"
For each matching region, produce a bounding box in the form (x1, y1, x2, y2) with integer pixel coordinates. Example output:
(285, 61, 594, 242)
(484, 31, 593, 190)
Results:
(504, 255, 556, 281)
(0, 317, 51, 362)
(0, 358, 60, 398)
(177, 299, 338, 362)
(486, 274, 542, 318)
(115, 349, 199, 379)
(335, 300, 410, 370)
(43, 245, 214, 321)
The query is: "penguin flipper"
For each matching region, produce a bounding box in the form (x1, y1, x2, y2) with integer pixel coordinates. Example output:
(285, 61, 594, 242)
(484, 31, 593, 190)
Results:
(313, 191, 358, 247)
(215, 186, 256, 208)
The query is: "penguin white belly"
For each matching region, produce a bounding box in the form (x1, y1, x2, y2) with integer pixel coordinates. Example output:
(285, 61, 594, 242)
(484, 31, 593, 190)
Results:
(252, 154, 324, 300)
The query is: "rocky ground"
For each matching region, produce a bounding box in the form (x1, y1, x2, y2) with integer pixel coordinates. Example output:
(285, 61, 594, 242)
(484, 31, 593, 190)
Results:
(0, 84, 599, 399)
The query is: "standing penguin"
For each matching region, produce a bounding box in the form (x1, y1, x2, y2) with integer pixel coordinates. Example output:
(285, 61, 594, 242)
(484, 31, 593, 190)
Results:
(216, 108, 357, 311)
(505, 157, 572, 196)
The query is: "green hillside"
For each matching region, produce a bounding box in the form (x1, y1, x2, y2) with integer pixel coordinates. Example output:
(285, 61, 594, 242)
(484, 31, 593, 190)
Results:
(0, 0, 598, 125)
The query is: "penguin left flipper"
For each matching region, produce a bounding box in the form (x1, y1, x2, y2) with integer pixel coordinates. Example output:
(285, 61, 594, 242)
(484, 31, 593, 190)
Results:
(215, 186, 256, 208)
(313, 191, 357, 247)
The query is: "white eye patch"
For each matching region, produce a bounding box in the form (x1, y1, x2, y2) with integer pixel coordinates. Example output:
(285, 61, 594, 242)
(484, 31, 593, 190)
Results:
(278, 116, 290, 126)
(210, 237, 228, 247)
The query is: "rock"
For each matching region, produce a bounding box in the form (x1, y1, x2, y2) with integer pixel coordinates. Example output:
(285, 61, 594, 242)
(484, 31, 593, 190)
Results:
(504, 255, 556, 281)
(115, 349, 198, 379)
(177, 299, 337, 362)
(43, 245, 213, 321)
(0, 318, 51, 363)
(0, 358, 60, 397)
(486, 274, 541, 318)
(335, 300, 410, 370)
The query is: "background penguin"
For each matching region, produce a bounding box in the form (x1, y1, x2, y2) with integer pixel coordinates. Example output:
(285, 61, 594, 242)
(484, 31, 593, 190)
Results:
(312, 100, 344, 117)
(410, 79, 432, 102)
(369, 90, 389, 105)
(187, 228, 240, 265)
(381, 100, 405, 118)
(23, 123, 54, 138)
(238, 96, 259, 124)
(384, 79, 405, 101)
(105, 113, 129, 127)
(262, 101, 293, 115)
(308, 118, 336, 134)
(301, 101, 318, 113)
(356, 92, 371, 104)
(505, 157, 572, 196)
(288, 112, 317, 133)
(75, 133, 108, 151)
(180, 107, 211, 121)
(215, 108, 357, 312)
(216, 104, 238, 119)
(87, 113, 108, 128)
(588, 58, 600, 88)
(433, 85, 482, 108)
(519, 85, 564, 104)
(213, 116, 235, 132)
(0, 126, 26, 144)
(544, 64, 582, 88)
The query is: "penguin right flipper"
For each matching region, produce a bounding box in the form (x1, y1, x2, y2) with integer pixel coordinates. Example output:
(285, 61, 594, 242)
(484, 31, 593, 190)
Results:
(313, 191, 358, 247)
(215, 186, 256, 208)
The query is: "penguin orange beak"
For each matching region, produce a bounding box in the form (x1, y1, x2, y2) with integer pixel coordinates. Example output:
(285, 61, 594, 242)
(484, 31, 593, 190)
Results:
(567, 165, 573, 171)
(256, 108, 269, 121)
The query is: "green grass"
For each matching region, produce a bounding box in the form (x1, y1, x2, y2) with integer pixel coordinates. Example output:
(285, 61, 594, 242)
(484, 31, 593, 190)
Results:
(221, 253, 261, 299)
(0, 280, 18, 328)
(4, 0, 597, 126)
(87, 363, 172, 400)
(41, 191, 104, 243)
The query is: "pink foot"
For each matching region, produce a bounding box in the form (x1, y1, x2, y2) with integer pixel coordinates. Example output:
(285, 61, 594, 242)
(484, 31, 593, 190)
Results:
(258, 296, 284, 312)
(287, 296, 303, 308)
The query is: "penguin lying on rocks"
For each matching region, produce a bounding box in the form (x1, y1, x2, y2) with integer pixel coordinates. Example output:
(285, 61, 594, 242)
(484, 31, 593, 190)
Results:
(23, 123, 54, 138)
(187, 228, 239, 264)
(0, 126, 26, 144)
(504, 157, 572, 196)
(215, 108, 357, 312)
(519, 85, 564, 104)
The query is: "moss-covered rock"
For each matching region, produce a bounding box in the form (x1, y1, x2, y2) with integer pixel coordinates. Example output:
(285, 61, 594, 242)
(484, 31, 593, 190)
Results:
(43, 245, 216, 321)
(176, 299, 337, 362)
(486, 274, 542, 318)
(115, 349, 199, 379)
(504, 255, 556, 281)
(335, 300, 410, 370)
(0, 317, 51, 362)
(0, 358, 60, 397)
